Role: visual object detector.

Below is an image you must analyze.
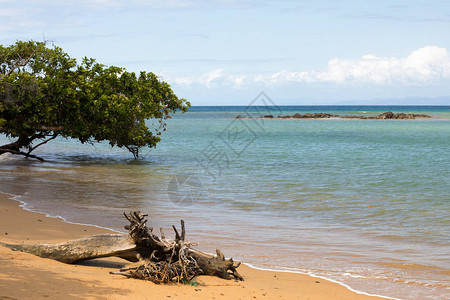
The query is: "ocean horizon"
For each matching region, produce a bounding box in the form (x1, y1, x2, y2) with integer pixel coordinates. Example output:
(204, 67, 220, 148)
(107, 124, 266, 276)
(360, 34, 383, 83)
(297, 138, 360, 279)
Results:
(1, 105, 449, 299)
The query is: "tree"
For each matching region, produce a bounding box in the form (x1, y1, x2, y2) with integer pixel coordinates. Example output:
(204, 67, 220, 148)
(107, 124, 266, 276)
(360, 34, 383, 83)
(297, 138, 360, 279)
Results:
(0, 41, 190, 160)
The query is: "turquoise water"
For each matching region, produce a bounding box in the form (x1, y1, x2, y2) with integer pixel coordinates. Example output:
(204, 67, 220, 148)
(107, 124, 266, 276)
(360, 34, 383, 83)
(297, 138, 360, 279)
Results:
(1, 105, 449, 299)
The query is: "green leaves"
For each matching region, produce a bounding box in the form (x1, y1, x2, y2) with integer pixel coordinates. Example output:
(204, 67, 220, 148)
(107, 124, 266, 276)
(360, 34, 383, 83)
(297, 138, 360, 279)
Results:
(0, 40, 190, 158)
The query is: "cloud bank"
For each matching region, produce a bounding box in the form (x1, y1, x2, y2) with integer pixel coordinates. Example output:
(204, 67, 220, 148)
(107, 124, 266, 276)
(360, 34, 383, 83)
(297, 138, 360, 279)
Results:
(173, 46, 450, 88)
(174, 69, 247, 88)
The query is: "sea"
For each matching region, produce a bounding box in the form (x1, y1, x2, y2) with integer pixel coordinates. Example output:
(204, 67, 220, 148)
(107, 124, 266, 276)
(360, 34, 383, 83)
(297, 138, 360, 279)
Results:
(1, 103, 449, 299)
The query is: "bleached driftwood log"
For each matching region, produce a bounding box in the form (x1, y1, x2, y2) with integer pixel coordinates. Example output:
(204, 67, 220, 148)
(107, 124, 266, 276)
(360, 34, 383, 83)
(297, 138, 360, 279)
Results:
(1, 212, 243, 284)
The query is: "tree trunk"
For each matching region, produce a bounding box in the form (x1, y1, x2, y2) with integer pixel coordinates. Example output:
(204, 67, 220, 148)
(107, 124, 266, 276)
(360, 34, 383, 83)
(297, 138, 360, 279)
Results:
(0, 133, 58, 161)
(1, 234, 138, 264)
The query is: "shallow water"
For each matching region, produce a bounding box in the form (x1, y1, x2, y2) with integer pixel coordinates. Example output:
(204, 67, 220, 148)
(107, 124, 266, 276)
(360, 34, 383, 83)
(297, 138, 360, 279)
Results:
(1, 105, 449, 299)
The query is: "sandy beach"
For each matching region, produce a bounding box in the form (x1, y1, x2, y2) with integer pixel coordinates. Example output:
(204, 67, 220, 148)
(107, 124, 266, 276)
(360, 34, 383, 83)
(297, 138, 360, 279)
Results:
(0, 192, 388, 300)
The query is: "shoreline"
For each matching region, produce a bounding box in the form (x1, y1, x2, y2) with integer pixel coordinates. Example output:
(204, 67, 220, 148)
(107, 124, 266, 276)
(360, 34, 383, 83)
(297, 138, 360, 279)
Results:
(6, 191, 125, 235)
(0, 191, 389, 300)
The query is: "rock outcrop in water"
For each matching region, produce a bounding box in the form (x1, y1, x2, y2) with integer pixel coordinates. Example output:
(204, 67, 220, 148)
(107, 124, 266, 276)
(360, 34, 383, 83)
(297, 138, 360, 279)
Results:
(342, 111, 433, 119)
(235, 111, 433, 120)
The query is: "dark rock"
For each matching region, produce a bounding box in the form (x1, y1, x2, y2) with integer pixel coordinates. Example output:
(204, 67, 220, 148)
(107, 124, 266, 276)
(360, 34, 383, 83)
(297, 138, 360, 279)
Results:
(235, 111, 432, 120)
(378, 111, 395, 119)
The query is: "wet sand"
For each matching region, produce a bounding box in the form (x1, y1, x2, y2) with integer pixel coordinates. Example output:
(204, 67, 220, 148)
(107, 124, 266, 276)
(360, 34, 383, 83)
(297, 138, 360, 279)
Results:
(0, 192, 388, 300)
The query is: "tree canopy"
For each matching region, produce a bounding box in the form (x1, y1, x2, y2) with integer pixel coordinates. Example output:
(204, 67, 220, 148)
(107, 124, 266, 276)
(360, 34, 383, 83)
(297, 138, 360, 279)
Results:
(0, 41, 190, 160)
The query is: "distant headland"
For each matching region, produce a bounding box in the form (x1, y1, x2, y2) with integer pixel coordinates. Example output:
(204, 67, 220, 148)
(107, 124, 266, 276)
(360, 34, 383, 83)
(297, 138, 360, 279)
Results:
(235, 111, 434, 120)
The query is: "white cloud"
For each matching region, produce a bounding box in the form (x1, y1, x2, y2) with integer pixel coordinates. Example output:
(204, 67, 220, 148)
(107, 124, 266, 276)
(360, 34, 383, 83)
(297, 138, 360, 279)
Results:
(175, 68, 223, 88)
(232, 75, 246, 88)
(256, 70, 312, 84)
(259, 46, 450, 85)
(171, 46, 450, 89)
(173, 68, 248, 89)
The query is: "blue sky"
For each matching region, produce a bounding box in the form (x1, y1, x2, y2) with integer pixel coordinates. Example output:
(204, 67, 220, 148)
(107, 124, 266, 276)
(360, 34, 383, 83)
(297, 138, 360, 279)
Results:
(1, 0, 450, 105)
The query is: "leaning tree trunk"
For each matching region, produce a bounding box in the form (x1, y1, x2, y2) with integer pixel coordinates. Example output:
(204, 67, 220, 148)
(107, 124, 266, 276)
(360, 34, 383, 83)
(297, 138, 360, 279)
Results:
(1, 212, 243, 283)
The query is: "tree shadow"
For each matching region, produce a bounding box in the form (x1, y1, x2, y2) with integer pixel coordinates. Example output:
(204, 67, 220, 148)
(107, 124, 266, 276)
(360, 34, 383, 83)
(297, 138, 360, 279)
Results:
(77, 257, 127, 269)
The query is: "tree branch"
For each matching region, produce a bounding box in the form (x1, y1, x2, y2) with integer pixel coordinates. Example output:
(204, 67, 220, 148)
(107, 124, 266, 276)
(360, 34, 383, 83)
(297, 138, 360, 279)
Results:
(0, 44, 39, 81)
(27, 133, 58, 155)
(0, 148, 44, 161)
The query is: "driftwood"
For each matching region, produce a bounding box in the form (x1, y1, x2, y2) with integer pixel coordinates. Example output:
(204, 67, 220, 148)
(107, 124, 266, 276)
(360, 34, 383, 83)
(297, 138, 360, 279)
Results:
(0, 212, 243, 284)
